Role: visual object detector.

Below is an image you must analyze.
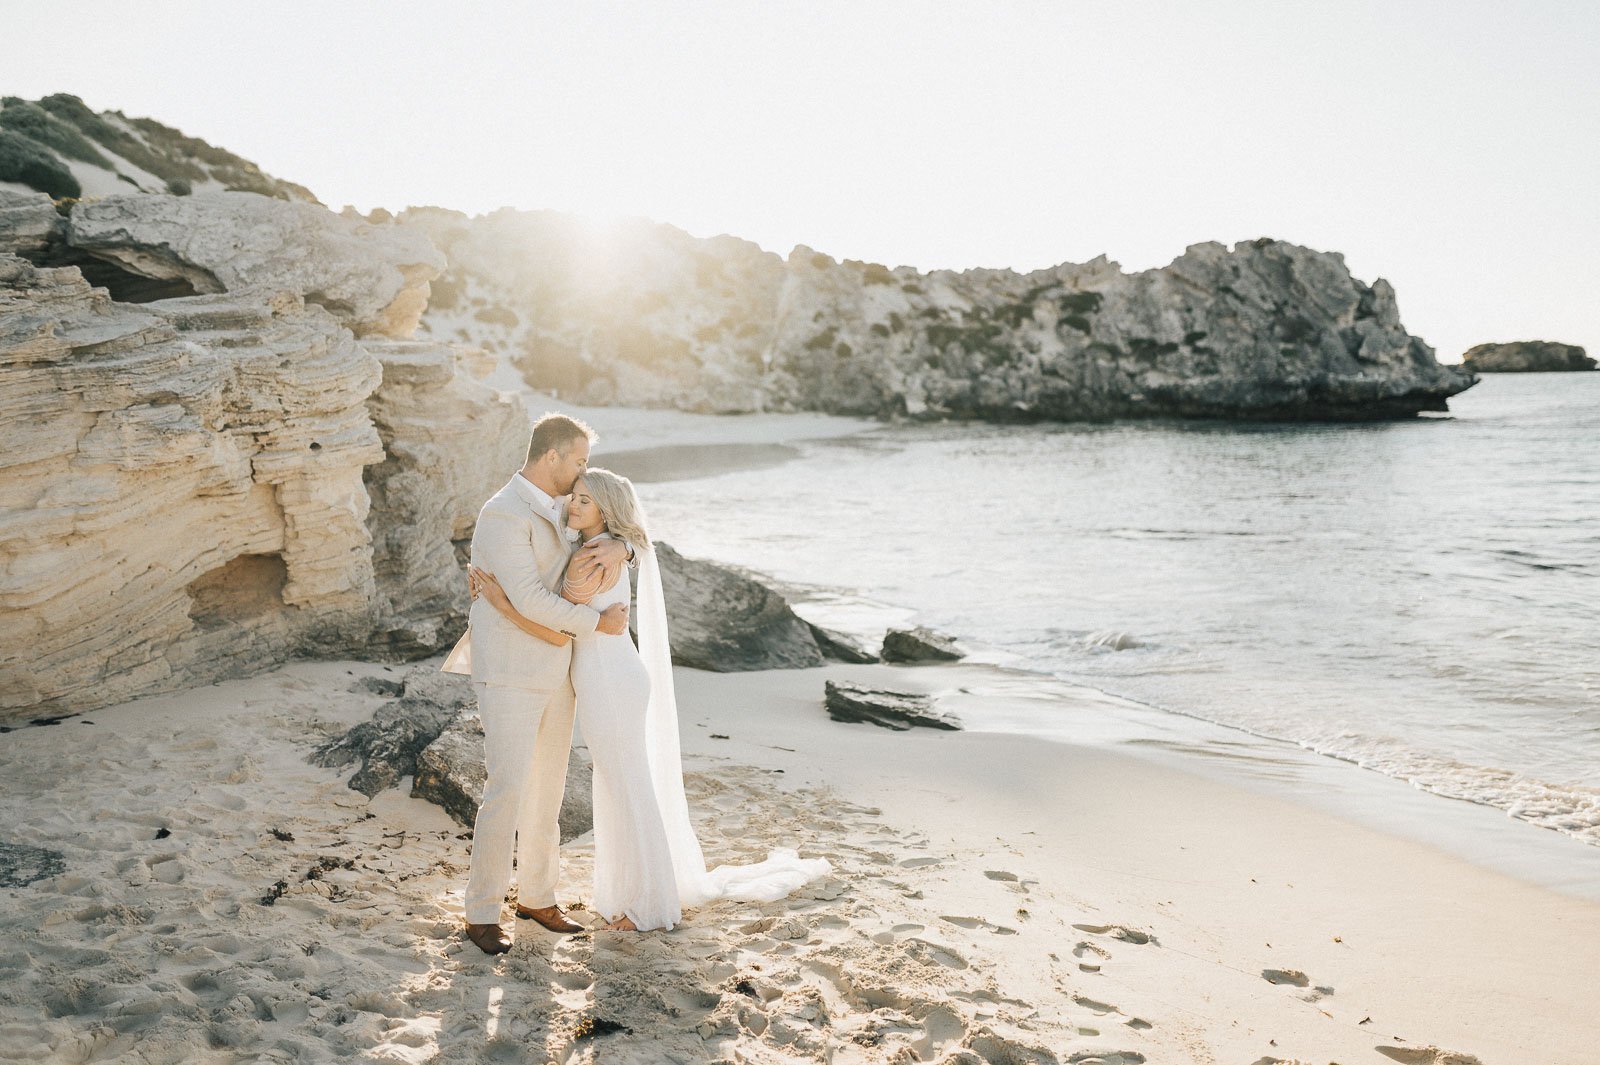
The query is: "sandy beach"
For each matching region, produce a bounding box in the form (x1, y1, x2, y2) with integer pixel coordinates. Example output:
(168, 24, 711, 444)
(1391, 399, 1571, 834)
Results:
(4, 650, 1597, 1065)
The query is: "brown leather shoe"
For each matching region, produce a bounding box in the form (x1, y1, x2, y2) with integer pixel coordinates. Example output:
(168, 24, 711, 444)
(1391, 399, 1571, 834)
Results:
(464, 921, 512, 954)
(514, 902, 583, 933)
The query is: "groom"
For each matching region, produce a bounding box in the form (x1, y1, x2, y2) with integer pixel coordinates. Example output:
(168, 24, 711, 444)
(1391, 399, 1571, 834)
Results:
(459, 413, 632, 954)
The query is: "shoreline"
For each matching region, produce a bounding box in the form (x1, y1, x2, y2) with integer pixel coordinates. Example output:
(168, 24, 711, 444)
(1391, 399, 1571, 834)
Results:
(489, 393, 1600, 889)
(3, 655, 1595, 1062)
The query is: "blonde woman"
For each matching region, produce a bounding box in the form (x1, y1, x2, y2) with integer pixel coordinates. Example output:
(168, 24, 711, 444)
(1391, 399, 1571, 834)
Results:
(468, 468, 830, 932)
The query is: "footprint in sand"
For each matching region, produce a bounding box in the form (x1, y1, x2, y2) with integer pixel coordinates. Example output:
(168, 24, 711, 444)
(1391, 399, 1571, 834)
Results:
(1072, 923, 1157, 946)
(983, 870, 1019, 881)
(1260, 968, 1334, 1002)
(939, 914, 1020, 935)
(941, 915, 987, 929)
(1073, 940, 1112, 972)
(1072, 993, 1123, 1016)
(899, 856, 944, 869)
(905, 938, 970, 970)
(1375, 1046, 1485, 1065)
(1260, 968, 1309, 987)
(870, 922, 926, 946)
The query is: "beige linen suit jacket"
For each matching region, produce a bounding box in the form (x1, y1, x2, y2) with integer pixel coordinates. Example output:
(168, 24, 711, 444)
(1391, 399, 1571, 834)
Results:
(441, 475, 601, 690)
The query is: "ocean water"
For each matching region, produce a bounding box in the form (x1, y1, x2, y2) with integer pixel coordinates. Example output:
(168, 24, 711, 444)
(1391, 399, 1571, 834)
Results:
(638, 373, 1600, 847)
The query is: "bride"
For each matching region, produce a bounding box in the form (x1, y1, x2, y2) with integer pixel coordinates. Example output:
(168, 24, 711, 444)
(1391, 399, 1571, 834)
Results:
(467, 467, 831, 931)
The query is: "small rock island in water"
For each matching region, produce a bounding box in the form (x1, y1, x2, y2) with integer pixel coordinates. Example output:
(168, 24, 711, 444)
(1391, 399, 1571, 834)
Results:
(1460, 341, 1595, 372)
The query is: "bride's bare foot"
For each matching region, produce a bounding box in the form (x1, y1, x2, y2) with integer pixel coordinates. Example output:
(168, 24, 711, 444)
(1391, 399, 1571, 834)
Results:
(601, 915, 637, 931)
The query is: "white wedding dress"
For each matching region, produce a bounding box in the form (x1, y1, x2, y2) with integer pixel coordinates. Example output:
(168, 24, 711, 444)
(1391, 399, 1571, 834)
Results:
(571, 534, 831, 931)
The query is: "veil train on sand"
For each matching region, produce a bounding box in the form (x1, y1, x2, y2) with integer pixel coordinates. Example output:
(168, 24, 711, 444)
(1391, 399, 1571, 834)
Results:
(634, 544, 832, 906)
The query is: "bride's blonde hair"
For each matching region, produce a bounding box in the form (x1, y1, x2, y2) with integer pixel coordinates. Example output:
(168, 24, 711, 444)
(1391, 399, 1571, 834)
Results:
(577, 467, 651, 554)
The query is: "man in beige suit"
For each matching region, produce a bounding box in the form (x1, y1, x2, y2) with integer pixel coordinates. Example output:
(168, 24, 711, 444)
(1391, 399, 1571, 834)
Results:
(445, 413, 631, 954)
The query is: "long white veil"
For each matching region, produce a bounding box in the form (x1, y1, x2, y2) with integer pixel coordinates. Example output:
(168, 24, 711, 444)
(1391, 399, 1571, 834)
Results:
(634, 543, 832, 907)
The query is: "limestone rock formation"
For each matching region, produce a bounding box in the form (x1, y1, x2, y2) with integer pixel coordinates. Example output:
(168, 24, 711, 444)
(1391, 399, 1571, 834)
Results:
(0, 187, 63, 257)
(823, 680, 961, 731)
(403, 207, 1476, 421)
(0, 253, 385, 717)
(1, 188, 525, 720)
(1461, 341, 1594, 373)
(651, 542, 826, 671)
(361, 339, 529, 656)
(66, 191, 445, 337)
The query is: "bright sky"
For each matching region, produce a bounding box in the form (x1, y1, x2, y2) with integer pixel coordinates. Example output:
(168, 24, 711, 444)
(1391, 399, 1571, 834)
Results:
(9, 1, 1598, 363)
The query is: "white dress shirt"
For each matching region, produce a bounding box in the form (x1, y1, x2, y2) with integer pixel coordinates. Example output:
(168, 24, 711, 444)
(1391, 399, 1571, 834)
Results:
(514, 472, 560, 522)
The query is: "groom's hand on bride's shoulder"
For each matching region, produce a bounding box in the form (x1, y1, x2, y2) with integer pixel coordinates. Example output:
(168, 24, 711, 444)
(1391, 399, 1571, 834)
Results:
(578, 538, 631, 568)
(597, 603, 629, 635)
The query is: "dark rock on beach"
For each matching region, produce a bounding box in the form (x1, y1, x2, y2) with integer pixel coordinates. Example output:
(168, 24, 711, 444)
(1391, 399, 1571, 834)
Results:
(1460, 341, 1594, 373)
(881, 626, 966, 663)
(310, 665, 473, 797)
(824, 680, 962, 731)
(412, 715, 594, 843)
(806, 622, 882, 664)
(652, 542, 826, 672)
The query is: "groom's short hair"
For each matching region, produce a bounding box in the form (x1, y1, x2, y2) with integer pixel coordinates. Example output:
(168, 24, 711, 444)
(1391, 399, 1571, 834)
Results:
(527, 412, 597, 463)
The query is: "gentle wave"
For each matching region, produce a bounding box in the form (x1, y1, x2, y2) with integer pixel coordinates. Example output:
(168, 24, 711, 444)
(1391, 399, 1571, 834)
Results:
(644, 371, 1600, 850)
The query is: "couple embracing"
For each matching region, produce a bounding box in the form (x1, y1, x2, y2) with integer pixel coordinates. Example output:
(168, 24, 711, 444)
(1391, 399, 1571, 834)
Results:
(442, 413, 830, 954)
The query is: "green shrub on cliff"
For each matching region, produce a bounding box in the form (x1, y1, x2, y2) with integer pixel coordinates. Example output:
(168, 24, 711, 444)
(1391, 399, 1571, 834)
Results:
(36, 93, 202, 189)
(0, 129, 80, 198)
(0, 98, 112, 166)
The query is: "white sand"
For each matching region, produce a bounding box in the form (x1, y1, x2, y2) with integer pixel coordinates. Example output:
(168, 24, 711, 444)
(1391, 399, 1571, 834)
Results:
(3, 655, 1597, 1064)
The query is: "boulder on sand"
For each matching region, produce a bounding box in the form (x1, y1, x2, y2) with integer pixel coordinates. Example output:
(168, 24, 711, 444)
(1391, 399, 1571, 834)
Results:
(824, 680, 961, 731)
(310, 665, 474, 797)
(881, 626, 965, 663)
(806, 622, 881, 664)
(412, 714, 594, 844)
(652, 542, 825, 671)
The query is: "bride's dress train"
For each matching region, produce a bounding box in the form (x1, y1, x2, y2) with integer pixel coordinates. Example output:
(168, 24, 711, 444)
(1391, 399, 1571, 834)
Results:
(572, 537, 830, 931)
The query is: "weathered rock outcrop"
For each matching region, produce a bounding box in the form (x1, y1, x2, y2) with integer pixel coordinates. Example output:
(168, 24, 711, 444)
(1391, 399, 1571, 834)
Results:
(361, 339, 528, 656)
(824, 680, 961, 731)
(651, 543, 827, 671)
(66, 192, 444, 337)
(0, 188, 62, 257)
(312, 665, 476, 796)
(1461, 341, 1594, 373)
(1, 190, 524, 720)
(0, 253, 385, 716)
(403, 207, 1476, 421)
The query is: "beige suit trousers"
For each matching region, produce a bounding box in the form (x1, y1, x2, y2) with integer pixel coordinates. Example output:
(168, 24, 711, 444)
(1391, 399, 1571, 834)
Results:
(462, 679, 578, 924)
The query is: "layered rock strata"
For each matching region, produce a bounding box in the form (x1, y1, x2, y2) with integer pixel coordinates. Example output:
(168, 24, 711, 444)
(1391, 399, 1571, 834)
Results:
(1, 190, 522, 719)
(0, 253, 384, 715)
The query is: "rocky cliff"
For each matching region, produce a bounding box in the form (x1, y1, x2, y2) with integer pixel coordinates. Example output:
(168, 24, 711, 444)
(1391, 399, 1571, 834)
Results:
(1461, 341, 1594, 373)
(405, 208, 1477, 421)
(0, 189, 523, 719)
